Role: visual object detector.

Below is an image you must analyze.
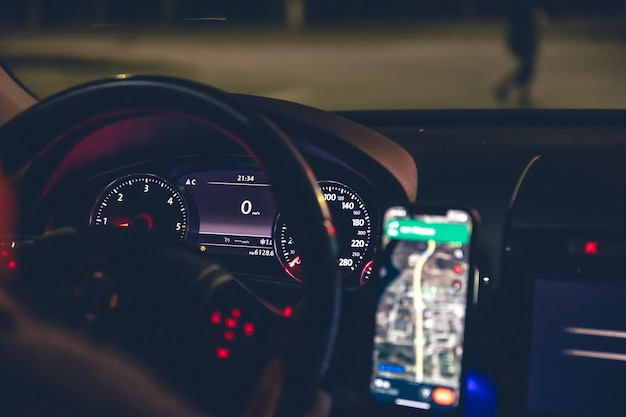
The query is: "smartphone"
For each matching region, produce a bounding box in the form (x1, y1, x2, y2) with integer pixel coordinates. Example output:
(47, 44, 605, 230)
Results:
(370, 206, 478, 414)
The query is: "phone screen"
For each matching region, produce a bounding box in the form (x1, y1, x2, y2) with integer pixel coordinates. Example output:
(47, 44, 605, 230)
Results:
(371, 207, 474, 412)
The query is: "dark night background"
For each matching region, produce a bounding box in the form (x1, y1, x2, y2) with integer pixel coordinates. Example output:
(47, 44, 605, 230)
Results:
(0, 1, 624, 110)
(1, 0, 625, 26)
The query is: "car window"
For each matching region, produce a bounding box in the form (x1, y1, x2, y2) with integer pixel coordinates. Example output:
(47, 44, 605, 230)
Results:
(0, 1, 624, 110)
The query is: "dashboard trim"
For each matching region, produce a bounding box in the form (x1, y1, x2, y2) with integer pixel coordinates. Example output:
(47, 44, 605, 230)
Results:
(236, 94, 417, 201)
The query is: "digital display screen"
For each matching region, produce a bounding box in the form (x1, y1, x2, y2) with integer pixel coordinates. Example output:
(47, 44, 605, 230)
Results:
(528, 279, 626, 417)
(371, 207, 472, 411)
(179, 170, 276, 257)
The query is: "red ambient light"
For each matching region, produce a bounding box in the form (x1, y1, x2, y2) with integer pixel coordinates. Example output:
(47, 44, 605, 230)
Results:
(584, 241, 598, 255)
(210, 311, 221, 324)
(224, 331, 235, 341)
(283, 306, 293, 317)
(225, 318, 237, 328)
(216, 347, 230, 359)
(232, 309, 241, 318)
(244, 323, 255, 336)
(8, 260, 16, 269)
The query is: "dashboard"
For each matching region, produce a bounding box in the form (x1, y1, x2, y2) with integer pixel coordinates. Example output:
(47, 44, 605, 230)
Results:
(2, 78, 626, 417)
(51, 159, 379, 288)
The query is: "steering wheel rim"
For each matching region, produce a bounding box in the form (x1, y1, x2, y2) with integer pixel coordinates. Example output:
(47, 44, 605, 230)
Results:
(0, 76, 341, 416)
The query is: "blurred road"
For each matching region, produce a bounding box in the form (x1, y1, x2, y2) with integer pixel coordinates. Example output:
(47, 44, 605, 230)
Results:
(1, 20, 625, 110)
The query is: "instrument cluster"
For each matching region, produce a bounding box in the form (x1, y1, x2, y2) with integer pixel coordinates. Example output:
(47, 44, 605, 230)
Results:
(88, 167, 378, 287)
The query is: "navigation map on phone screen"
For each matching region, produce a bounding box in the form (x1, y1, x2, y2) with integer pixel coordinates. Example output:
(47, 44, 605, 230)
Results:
(371, 207, 473, 412)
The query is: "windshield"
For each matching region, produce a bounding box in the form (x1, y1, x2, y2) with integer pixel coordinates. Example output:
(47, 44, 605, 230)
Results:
(0, 2, 624, 110)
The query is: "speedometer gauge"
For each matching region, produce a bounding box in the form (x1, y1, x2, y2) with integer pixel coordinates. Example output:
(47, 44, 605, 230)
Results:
(274, 180, 372, 281)
(90, 174, 188, 241)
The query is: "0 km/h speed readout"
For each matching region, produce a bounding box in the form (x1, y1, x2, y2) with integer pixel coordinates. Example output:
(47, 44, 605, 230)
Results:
(274, 181, 372, 281)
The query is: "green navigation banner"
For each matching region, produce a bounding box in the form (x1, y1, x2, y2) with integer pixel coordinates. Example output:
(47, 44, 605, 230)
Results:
(385, 219, 470, 244)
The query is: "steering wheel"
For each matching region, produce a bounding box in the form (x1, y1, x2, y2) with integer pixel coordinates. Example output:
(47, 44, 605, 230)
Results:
(0, 77, 340, 417)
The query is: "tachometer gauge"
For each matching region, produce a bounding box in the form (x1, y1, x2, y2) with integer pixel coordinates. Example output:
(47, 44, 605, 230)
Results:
(274, 180, 372, 281)
(90, 174, 188, 240)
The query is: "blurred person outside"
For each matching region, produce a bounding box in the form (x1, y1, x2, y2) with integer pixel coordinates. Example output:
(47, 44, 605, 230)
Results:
(495, 0, 547, 107)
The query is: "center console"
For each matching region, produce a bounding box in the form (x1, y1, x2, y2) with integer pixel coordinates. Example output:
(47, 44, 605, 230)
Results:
(500, 153, 626, 417)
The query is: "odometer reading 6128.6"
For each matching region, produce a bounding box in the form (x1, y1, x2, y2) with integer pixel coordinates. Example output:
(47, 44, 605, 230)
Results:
(90, 173, 188, 241)
(274, 180, 372, 281)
